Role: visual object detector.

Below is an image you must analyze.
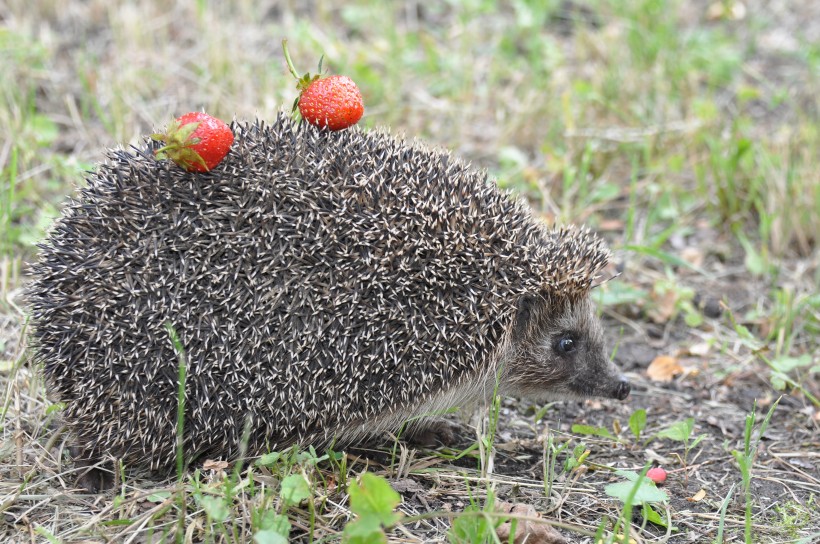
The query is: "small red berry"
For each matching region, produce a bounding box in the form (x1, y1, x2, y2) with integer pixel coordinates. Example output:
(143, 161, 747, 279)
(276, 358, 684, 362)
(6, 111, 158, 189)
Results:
(298, 75, 364, 131)
(647, 467, 667, 484)
(282, 39, 364, 131)
(152, 112, 233, 172)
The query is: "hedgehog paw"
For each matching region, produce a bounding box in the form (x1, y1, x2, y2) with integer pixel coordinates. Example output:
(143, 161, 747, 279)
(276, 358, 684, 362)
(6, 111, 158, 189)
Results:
(76, 464, 114, 493)
(70, 447, 115, 493)
(404, 418, 459, 447)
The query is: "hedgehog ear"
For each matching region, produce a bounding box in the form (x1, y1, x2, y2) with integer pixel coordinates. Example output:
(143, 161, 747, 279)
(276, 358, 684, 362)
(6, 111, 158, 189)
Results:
(514, 295, 537, 337)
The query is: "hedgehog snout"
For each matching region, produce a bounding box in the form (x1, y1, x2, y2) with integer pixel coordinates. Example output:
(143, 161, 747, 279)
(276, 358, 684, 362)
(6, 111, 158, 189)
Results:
(612, 377, 631, 400)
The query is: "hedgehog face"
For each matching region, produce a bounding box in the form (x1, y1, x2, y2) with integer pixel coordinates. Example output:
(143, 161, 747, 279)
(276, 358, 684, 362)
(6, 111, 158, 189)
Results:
(502, 294, 630, 402)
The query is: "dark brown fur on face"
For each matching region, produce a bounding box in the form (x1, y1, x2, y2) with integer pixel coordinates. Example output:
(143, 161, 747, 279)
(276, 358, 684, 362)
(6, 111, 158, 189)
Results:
(502, 295, 630, 402)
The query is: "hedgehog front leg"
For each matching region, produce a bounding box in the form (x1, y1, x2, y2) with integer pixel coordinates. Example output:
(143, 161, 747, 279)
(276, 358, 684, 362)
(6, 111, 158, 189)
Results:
(69, 445, 114, 493)
(402, 418, 460, 447)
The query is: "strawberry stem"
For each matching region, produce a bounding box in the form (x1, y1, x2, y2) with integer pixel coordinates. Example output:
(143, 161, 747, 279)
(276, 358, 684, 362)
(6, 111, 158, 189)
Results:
(281, 39, 301, 80)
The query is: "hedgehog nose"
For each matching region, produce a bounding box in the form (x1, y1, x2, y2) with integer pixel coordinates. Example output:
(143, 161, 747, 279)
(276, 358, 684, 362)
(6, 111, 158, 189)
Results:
(613, 377, 631, 401)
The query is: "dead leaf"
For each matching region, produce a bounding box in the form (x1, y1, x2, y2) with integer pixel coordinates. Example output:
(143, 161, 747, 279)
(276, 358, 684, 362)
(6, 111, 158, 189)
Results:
(643, 448, 674, 465)
(496, 502, 567, 544)
(646, 356, 684, 382)
(496, 441, 521, 452)
(391, 479, 425, 494)
(202, 459, 229, 471)
(688, 489, 707, 502)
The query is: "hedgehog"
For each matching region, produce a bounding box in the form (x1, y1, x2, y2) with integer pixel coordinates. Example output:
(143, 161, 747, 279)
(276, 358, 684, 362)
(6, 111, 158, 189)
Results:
(28, 113, 630, 488)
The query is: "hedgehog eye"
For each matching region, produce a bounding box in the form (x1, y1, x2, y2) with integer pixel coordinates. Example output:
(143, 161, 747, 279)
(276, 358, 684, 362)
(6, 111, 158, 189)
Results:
(556, 336, 576, 354)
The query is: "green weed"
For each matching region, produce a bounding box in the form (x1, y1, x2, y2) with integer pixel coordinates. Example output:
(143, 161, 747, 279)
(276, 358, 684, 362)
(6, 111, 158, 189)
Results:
(732, 398, 781, 544)
(447, 487, 502, 544)
(714, 483, 735, 544)
(628, 409, 647, 442)
(343, 472, 402, 544)
(653, 418, 707, 484)
(773, 497, 816, 541)
(602, 464, 671, 542)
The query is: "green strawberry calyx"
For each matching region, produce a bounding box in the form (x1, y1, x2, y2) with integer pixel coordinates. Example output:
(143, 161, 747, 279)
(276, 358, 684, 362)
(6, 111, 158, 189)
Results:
(151, 119, 209, 171)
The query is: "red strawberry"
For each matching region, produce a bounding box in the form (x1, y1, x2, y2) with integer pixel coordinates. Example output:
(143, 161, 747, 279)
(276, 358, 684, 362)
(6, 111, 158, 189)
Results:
(282, 39, 364, 131)
(647, 467, 667, 484)
(298, 75, 364, 131)
(152, 112, 234, 172)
